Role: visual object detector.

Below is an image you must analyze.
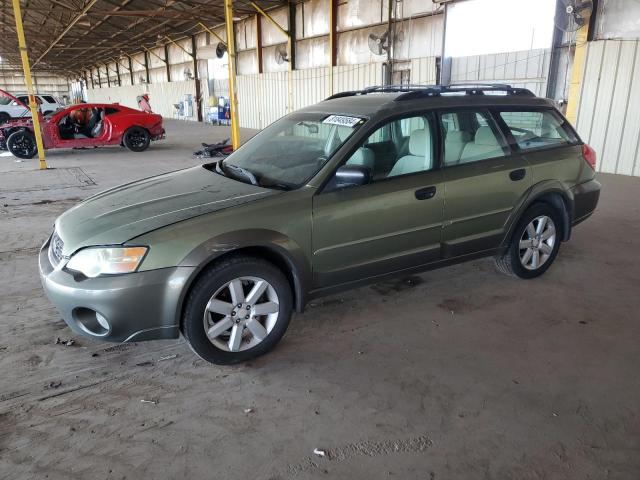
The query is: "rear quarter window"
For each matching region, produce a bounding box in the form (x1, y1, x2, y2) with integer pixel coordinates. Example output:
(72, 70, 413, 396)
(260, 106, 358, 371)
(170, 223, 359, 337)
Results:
(499, 110, 577, 151)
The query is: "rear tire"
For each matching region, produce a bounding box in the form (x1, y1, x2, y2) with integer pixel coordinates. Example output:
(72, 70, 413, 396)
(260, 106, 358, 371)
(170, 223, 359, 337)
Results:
(123, 126, 150, 152)
(182, 256, 293, 365)
(7, 130, 37, 159)
(495, 203, 562, 279)
(0, 113, 10, 124)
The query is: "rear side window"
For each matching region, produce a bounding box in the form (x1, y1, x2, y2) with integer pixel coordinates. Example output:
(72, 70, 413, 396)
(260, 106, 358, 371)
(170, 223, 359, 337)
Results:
(42, 95, 57, 103)
(499, 110, 576, 151)
(17, 96, 42, 105)
(105, 107, 119, 115)
(440, 110, 509, 166)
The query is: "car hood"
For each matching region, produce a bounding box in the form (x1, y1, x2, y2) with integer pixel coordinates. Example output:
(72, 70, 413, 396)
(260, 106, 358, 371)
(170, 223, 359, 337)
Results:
(55, 165, 278, 255)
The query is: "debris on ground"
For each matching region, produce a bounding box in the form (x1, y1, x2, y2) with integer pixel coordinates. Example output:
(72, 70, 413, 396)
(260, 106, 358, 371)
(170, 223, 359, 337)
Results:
(55, 337, 75, 346)
(313, 448, 326, 457)
(243, 408, 253, 414)
(136, 360, 154, 367)
(91, 353, 99, 357)
(159, 354, 178, 361)
(193, 139, 232, 158)
(45, 381, 62, 390)
(140, 399, 158, 405)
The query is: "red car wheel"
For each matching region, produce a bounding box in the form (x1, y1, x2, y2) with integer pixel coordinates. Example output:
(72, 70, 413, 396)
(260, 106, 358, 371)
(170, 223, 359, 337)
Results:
(7, 130, 37, 159)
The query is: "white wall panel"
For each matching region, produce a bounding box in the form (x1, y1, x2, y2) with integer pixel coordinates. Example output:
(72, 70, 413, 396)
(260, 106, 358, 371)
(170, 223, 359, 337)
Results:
(236, 62, 382, 129)
(576, 40, 640, 176)
(451, 48, 551, 96)
(410, 57, 438, 85)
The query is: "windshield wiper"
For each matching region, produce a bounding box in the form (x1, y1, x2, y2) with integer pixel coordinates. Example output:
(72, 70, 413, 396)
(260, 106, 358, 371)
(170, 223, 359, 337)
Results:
(223, 163, 259, 186)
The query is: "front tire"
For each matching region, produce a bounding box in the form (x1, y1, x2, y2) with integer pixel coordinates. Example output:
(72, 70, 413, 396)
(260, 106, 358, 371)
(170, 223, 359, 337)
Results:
(495, 203, 562, 279)
(182, 256, 293, 365)
(7, 130, 37, 159)
(122, 126, 150, 152)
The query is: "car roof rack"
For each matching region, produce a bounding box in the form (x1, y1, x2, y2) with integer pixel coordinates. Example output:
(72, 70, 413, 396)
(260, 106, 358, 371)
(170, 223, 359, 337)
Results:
(324, 83, 536, 101)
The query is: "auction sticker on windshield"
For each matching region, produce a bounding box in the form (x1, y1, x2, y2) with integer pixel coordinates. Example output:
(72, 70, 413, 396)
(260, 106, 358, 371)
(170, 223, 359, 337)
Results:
(323, 115, 363, 128)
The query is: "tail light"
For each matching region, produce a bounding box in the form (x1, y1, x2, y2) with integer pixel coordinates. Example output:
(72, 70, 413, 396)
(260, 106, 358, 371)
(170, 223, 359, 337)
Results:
(582, 144, 596, 170)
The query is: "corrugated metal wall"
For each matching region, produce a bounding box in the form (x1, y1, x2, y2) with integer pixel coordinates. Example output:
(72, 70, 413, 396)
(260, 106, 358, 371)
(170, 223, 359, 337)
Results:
(236, 57, 438, 129)
(576, 40, 640, 177)
(450, 48, 551, 96)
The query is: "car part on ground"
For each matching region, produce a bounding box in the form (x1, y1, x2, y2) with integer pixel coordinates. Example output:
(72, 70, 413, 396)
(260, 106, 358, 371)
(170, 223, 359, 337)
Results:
(193, 138, 233, 158)
(39, 83, 601, 364)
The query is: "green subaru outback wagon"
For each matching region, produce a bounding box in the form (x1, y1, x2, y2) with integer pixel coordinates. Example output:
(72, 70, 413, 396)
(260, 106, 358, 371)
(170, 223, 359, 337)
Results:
(40, 84, 600, 364)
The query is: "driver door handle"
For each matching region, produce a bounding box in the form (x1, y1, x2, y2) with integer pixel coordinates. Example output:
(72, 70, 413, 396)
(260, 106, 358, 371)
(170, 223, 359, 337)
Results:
(415, 186, 437, 200)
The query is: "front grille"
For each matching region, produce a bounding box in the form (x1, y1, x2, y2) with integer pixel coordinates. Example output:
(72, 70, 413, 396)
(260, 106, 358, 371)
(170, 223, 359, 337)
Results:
(49, 231, 64, 267)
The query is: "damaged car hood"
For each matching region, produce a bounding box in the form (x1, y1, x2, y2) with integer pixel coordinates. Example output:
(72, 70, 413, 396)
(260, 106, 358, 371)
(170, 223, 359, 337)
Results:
(55, 165, 279, 255)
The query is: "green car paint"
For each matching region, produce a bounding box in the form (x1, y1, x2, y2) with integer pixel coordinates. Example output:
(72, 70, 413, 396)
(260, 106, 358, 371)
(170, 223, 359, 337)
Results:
(40, 90, 600, 344)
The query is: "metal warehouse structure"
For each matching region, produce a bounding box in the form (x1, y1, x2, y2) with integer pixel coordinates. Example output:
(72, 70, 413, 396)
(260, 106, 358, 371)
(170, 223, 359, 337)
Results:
(0, 0, 639, 175)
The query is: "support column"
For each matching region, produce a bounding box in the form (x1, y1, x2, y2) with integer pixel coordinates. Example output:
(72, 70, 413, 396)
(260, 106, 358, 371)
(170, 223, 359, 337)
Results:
(115, 60, 121, 86)
(192, 35, 203, 122)
(329, 0, 337, 94)
(164, 44, 171, 82)
(225, 0, 241, 149)
(12, 0, 46, 169)
(256, 14, 263, 73)
(128, 55, 135, 85)
(144, 51, 150, 84)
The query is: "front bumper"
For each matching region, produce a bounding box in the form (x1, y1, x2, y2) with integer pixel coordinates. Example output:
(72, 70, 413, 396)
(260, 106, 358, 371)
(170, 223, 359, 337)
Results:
(39, 239, 195, 343)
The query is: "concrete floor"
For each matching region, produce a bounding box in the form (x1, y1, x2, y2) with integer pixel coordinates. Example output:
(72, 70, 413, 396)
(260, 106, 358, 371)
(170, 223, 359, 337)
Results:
(1, 119, 639, 479)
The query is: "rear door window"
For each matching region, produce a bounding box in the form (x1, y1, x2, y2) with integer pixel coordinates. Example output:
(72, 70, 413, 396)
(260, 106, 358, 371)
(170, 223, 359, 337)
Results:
(440, 110, 510, 166)
(499, 110, 577, 151)
(42, 95, 57, 103)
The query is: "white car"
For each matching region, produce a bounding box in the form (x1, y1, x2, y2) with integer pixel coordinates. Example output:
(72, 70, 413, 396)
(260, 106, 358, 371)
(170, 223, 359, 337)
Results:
(0, 93, 63, 123)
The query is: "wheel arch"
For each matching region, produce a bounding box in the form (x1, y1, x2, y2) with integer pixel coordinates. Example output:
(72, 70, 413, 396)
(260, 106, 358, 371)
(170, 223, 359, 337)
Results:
(503, 182, 573, 247)
(175, 235, 311, 329)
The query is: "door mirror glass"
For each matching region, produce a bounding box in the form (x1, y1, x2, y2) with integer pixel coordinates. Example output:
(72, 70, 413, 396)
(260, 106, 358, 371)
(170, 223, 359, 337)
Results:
(327, 165, 371, 191)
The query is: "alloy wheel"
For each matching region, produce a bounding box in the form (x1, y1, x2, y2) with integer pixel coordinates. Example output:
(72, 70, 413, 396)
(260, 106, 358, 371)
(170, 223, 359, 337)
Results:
(519, 215, 556, 270)
(202, 276, 280, 352)
(129, 131, 146, 149)
(14, 135, 34, 156)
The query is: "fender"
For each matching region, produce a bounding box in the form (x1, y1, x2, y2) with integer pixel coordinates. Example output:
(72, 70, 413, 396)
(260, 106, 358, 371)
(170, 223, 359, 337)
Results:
(501, 180, 574, 247)
(176, 228, 312, 318)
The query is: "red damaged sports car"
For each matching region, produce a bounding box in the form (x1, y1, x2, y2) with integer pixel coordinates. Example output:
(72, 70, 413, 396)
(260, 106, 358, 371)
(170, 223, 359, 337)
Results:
(0, 91, 165, 159)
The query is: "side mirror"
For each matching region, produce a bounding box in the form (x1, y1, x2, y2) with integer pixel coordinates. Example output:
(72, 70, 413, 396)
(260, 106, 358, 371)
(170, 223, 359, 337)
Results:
(327, 165, 371, 191)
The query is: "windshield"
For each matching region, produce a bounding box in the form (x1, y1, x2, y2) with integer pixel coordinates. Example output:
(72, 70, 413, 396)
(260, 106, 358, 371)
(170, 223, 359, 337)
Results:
(220, 112, 365, 189)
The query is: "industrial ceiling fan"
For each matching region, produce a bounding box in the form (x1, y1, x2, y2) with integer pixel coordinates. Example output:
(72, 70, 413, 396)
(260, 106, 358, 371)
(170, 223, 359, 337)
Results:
(555, 0, 593, 32)
(274, 45, 289, 65)
(368, 29, 405, 57)
(368, 31, 390, 56)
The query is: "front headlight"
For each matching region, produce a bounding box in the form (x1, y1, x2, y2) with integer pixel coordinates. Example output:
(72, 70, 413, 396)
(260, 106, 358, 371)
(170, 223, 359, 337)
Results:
(65, 246, 148, 278)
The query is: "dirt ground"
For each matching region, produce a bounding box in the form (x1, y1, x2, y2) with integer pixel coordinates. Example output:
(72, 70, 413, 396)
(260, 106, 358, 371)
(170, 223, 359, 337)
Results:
(1, 119, 639, 479)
